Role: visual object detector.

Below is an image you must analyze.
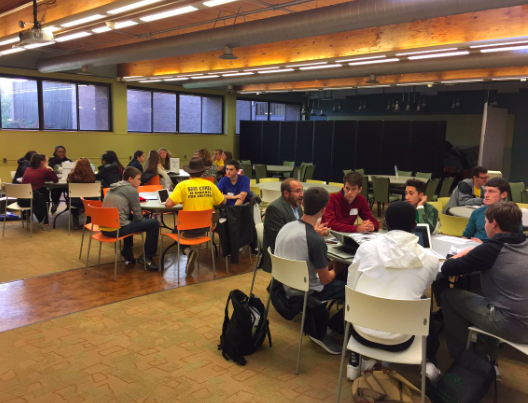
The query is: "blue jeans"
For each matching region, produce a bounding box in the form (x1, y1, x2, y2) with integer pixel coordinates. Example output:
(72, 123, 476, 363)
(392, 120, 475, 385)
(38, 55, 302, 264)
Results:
(313, 279, 346, 302)
(103, 219, 160, 258)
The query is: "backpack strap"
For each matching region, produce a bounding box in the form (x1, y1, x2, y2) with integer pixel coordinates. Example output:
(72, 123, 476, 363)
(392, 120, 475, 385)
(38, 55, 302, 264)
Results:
(218, 291, 235, 352)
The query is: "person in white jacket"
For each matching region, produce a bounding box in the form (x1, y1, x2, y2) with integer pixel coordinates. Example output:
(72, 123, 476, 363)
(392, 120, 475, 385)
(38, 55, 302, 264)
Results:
(346, 201, 441, 382)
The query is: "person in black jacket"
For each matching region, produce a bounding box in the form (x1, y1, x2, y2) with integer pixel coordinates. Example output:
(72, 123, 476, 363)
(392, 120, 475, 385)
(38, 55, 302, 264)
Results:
(48, 145, 72, 215)
(96, 152, 122, 189)
(13, 150, 37, 183)
(127, 150, 145, 172)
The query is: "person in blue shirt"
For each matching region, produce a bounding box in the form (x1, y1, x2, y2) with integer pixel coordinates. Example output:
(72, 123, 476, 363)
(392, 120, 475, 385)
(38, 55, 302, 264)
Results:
(463, 177, 512, 241)
(217, 160, 250, 206)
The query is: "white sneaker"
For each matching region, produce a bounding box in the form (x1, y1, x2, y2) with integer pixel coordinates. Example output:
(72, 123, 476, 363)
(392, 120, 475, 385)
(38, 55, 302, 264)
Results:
(425, 362, 442, 385)
(346, 358, 377, 381)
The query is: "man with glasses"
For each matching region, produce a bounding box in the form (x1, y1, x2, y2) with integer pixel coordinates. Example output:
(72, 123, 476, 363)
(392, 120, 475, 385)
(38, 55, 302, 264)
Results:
(444, 166, 489, 214)
(262, 178, 329, 272)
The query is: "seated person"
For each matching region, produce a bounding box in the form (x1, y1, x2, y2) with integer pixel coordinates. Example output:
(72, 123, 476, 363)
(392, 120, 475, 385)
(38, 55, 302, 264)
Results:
(444, 166, 488, 214)
(96, 152, 122, 189)
(48, 145, 72, 215)
(105, 150, 124, 177)
(217, 160, 250, 206)
(321, 171, 379, 233)
(275, 187, 343, 354)
(347, 201, 440, 381)
(463, 177, 514, 242)
(262, 178, 329, 272)
(165, 157, 225, 275)
(441, 202, 528, 362)
(101, 167, 160, 270)
(197, 148, 218, 182)
(67, 158, 96, 230)
(142, 150, 173, 190)
(214, 148, 224, 171)
(127, 150, 145, 172)
(383, 179, 439, 233)
(14, 150, 37, 183)
(158, 147, 172, 171)
(21, 153, 59, 230)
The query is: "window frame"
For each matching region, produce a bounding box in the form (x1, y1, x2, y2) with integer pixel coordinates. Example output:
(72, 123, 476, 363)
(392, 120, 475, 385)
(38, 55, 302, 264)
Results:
(235, 98, 302, 134)
(0, 72, 112, 132)
(127, 86, 225, 135)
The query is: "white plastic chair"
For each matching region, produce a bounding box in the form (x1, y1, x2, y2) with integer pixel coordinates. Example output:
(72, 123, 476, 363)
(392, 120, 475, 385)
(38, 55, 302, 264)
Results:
(466, 326, 528, 358)
(336, 287, 431, 403)
(265, 248, 309, 375)
(249, 222, 264, 296)
(10, 171, 15, 181)
(2, 183, 34, 237)
(261, 189, 282, 215)
(67, 183, 101, 234)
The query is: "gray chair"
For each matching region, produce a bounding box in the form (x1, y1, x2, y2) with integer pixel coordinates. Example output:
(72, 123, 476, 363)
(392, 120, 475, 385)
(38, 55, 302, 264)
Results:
(343, 169, 352, 176)
(292, 166, 302, 181)
(509, 182, 526, 203)
(424, 179, 440, 202)
(240, 159, 252, 165)
(397, 170, 413, 177)
(283, 161, 295, 178)
(360, 177, 374, 207)
(371, 177, 399, 217)
(303, 164, 315, 181)
(254, 165, 268, 183)
(416, 172, 432, 180)
(438, 177, 454, 199)
(354, 168, 365, 176)
(241, 162, 253, 179)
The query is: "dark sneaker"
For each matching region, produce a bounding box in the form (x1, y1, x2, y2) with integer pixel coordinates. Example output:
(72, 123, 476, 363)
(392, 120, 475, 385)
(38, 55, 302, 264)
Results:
(186, 250, 197, 275)
(309, 334, 341, 355)
(138, 255, 159, 271)
(121, 248, 136, 264)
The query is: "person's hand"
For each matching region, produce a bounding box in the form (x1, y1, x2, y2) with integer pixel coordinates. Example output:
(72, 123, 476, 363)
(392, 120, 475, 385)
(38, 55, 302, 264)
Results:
(357, 220, 375, 233)
(315, 222, 330, 236)
(470, 237, 483, 244)
(418, 195, 428, 207)
(46, 165, 54, 171)
(236, 193, 246, 201)
(451, 247, 474, 259)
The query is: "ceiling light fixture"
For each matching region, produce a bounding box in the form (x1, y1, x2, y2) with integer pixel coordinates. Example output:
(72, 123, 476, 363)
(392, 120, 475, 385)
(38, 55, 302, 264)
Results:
(266, 90, 289, 93)
(285, 61, 327, 68)
(491, 77, 528, 81)
(222, 72, 254, 77)
(335, 55, 386, 63)
(203, 0, 238, 6)
(396, 48, 458, 56)
(164, 77, 189, 81)
(218, 45, 238, 60)
(140, 6, 198, 22)
(176, 73, 203, 77)
(258, 68, 295, 74)
(299, 64, 342, 70)
(292, 89, 319, 92)
(209, 71, 238, 74)
(244, 66, 278, 71)
(396, 82, 434, 86)
(123, 76, 143, 79)
(55, 32, 92, 42)
(323, 87, 353, 90)
(441, 79, 483, 83)
(408, 51, 469, 60)
(470, 40, 528, 49)
(0, 48, 26, 56)
(61, 14, 106, 28)
(24, 42, 55, 49)
(92, 26, 112, 33)
(110, 20, 139, 29)
(362, 84, 390, 88)
(0, 37, 19, 46)
(140, 80, 161, 83)
(191, 75, 219, 79)
(480, 45, 528, 53)
(348, 58, 400, 66)
(43, 26, 61, 33)
(108, 0, 165, 15)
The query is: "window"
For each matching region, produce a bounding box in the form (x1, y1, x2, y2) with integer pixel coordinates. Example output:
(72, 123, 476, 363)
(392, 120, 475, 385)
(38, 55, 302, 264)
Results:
(0, 77, 39, 129)
(236, 99, 301, 133)
(127, 88, 224, 134)
(78, 84, 110, 131)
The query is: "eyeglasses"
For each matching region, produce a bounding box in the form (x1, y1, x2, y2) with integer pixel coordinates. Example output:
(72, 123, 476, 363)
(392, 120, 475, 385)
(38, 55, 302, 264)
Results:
(478, 176, 490, 180)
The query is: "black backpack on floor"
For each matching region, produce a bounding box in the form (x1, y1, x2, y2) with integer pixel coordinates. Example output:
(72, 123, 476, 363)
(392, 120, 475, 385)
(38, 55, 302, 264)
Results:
(218, 289, 272, 366)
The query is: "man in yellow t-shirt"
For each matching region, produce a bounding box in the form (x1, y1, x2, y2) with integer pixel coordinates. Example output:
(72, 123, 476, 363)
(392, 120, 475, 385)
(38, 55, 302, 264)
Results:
(214, 148, 224, 170)
(166, 157, 225, 274)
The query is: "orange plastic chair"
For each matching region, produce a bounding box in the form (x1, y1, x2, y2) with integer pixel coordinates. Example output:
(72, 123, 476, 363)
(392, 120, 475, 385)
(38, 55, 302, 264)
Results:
(84, 205, 147, 280)
(145, 175, 161, 186)
(103, 187, 110, 197)
(160, 209, 215, 283)
(138, 185, 163, 193)
(79, 198, 102, 260)
(203, 177, 215, 183)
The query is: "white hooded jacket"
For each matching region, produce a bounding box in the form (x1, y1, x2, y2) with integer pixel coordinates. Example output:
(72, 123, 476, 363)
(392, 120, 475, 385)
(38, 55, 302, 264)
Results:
(347, 230, 439, 345)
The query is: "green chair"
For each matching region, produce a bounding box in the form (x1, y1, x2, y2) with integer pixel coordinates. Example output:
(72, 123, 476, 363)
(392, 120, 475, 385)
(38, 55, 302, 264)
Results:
(343, 169, 352, 177)
(521, 190, 528, 204)
(283, 161, 295, 178)
(292, 166, 302, 181)
(438, 177, 454, 199)
(254, 164, 268, 183)
(509, 182, 526, 203)
(424, 179, 440, 202)
(354, 168, 365, 176)
(360, 177, 374, 207)
(303, 164, 315, 181)
(241, 163, 253, 179)
(397, 170, 413, 177)
(416, 172, 432, 180)
(371, 177, 399, 217)
(240, 160, 252, 165)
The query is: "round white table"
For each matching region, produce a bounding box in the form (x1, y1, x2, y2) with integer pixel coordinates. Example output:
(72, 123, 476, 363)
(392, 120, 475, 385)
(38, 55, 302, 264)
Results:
(255, 181, 341, 193)
(367, 175, 427, 186)
(265, 165, 294, 174)
(450, 205, 528, 229)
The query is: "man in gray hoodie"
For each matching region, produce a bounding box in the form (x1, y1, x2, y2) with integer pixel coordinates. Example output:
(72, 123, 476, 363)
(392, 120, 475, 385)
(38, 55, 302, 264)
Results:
(102, 166, 160, 270)
(444, 166, 488, 214)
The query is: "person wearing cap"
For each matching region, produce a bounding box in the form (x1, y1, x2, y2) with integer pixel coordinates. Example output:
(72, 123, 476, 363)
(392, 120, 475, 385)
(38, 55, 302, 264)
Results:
(165, 157, 226, 274)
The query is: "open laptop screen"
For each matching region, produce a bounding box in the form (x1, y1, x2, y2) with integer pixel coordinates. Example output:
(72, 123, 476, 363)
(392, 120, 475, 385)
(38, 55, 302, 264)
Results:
(413, 224, 431, 248)
(157, 189, 169, 203)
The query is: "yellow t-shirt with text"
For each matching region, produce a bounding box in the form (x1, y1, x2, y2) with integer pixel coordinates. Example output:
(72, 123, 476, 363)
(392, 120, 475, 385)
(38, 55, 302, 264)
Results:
(474, 187, 481, 198)
(169, 177, 224, 211)
(214, 159, 224, 168)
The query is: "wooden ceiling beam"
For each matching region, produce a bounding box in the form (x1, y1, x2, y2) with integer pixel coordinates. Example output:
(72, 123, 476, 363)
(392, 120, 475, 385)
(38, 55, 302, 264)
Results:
(239, 67, 528, 91)
(119, 5, 528, 77)
(0, 0, 123, 38)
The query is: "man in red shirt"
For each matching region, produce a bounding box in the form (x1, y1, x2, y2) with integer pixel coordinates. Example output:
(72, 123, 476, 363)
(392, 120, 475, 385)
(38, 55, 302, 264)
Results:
(321, 171, 379, 233)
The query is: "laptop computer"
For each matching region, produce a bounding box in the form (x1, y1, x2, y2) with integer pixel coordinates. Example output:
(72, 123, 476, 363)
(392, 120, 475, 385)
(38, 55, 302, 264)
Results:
(413, 223, 431, 248)
(157, 189, 169, 203)
(327, 230, 361, 259)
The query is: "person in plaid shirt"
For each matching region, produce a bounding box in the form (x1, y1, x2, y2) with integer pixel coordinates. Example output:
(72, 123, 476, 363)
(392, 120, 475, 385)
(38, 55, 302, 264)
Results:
(21, 154, 58, 230)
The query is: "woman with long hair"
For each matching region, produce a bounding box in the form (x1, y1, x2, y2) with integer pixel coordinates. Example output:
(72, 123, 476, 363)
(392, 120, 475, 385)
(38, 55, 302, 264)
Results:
(14, 150, 37, 183)
(105, 150, 124, 177)
(143, 150, 173, 190)
(158, 147, 172, 170)
(128, 150, 145, 172)
(49, 145, 72, 214)
(67, 158, 96, 229)
(21, 154, 58, 230)
(96, 152, 122, 188)
(197, 148, 217, 183)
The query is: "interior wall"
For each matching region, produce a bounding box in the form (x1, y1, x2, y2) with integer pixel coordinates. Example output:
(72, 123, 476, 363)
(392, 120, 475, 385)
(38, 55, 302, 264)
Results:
(0, 67, 239, 182)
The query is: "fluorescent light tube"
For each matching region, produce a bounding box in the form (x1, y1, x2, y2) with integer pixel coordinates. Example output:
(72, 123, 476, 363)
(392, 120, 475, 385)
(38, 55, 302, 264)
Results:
(140, 80, 161, 83)
(24, 42, 55, 49)
(43, 26, 61, 32)
(209, 71, 238, 74)
(92, 26, 112, 33)
(335, 55, 386, 63)
(0, 48, 26, 55)
(491, 77, 528, 81)
(396, 48, 458, 56)
(164, 78, 189, 81)
(292, 89, 319, 92)
(114, 20, 138, 29)
(348, 58, 400, 66)
(55, 32, 92, 42)
(222, 72, 254, 77)
(480, 45, 528, 53)
(285, 61, 327, 68)
(396, 82, 434, 86)
(123, 76, 143, 79)
(0, 37, 19, 46)
(258, 69, 294, 74)
(441, 79, 483, 83)
(61, 14, 106, 28)
(244, 66, 278, 71)
(408, 51, 469, 60)
(323, 87, 353, 90)
(191, 75, 219, 79)
(300, 64, 342, 70)
(177, 73, 203, 77)
(203, 0, 238, 6)
(140, 6, 198, 22)
(108, 0, 164, 15)
(471, 40, 528, 49)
